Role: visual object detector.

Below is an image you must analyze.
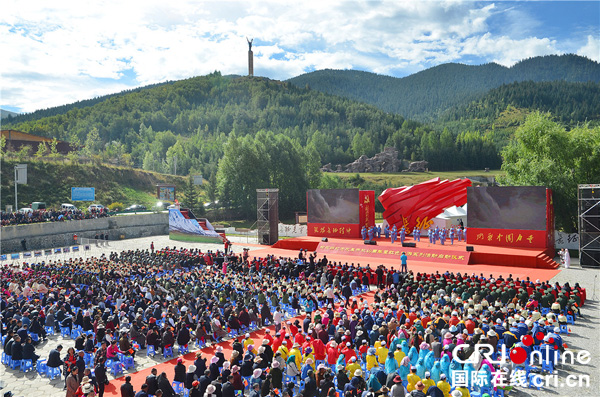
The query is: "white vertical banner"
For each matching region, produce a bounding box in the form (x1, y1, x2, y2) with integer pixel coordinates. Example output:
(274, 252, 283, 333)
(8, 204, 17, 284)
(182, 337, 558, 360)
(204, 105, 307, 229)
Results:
(554, 231, 579, 249)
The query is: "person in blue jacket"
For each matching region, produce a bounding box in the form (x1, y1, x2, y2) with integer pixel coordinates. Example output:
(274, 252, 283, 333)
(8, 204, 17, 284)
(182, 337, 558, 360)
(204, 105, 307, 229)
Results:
(391, 225, 398, 244)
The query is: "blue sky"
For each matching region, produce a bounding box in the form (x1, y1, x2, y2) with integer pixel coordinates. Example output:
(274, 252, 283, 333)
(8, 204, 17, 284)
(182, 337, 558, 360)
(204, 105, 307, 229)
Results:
(1, 0, 598, 113)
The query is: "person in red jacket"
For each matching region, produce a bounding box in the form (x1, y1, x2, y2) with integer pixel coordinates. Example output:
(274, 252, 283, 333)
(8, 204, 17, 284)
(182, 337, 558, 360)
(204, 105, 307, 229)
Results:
(341, 342, 357, 363)
(449, 311, 461, 327)
(312, 338, 326, 362)
(464, 315, 476, 335)
(326, 341, 339, 369)
(294, 331, 306, 346)
(264, 329, 274, 345)
(408, 309, 418, 327)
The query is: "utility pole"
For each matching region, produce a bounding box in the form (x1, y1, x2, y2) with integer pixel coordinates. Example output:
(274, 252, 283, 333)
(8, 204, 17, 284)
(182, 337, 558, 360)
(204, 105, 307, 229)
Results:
(14, 166, 18, 210)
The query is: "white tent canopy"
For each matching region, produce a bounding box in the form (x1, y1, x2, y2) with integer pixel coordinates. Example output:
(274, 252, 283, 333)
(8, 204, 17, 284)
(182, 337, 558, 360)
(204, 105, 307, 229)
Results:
(432, 204, 467, 229)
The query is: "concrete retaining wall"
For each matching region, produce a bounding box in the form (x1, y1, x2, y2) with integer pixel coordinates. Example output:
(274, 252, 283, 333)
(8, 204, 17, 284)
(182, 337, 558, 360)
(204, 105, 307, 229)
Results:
(0, 213, 168, 253)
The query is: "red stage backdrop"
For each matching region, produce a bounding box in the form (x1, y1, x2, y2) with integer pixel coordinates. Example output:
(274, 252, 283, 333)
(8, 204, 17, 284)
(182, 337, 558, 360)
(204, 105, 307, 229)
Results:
(466, 186, 554, 250)
(359, 190, 376, 228)
(546, 189, 555, 249)
(307, 189, 374, 238)
(378, 177, 472, 232)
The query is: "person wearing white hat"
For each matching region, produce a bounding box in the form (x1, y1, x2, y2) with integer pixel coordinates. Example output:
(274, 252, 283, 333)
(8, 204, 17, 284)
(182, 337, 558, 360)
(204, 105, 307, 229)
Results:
(206, 384, 217, 397)
(451, 389, 463, 397)
(422, 371, 435, 394)
(437, 373, 451, 397)
(186, 364, 197, 389)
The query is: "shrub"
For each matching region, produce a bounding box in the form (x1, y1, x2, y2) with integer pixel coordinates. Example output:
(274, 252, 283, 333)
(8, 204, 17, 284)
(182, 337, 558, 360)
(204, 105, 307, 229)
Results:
(108, 202, 124, 211)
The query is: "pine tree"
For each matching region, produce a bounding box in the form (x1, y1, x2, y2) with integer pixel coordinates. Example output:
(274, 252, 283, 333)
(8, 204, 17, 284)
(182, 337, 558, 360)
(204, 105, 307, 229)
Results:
(182, 176, 199, 216)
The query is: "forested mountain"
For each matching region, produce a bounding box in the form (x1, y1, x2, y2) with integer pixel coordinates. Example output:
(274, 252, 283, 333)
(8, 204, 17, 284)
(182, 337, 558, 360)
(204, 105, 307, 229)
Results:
(3, 81, 171, 124)
(436, 80, 600, 147)
(2, 72, 501, 191)
(442, 80, 600, 125)
(1, 109, 19, 119)
(2, 73, 415, 180)
(287, 54, 600, 121)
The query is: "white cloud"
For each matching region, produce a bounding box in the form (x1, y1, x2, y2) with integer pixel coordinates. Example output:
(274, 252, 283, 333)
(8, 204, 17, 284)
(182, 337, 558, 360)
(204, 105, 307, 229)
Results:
(461, 33, 560, 66)
(0, 0, 597, 113)
(577, 35, 600, 62)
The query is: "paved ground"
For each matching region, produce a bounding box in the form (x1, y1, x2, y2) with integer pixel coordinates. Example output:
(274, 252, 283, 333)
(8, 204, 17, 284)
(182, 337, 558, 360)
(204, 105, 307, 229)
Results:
(1, 235, 598, 397)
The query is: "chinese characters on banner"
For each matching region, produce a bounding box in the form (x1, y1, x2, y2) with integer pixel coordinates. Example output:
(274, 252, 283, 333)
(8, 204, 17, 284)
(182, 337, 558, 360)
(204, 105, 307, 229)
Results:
(467, 228, 547, 249)
(554, 231, 579, 249)
(309, 223, 360, 238)
(359, 190, 375, 228)
(317, 241, 471, 265)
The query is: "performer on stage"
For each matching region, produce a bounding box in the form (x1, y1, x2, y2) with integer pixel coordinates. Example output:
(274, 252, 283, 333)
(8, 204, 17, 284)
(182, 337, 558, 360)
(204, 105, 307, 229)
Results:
(457, 227, 463, 242)
(440, 228, 446, 245)
(368, 226, 375, 242)
(391, 225, 398, 244)
(449, 227, 455, 245)
(361, 226, 367, 240)
(384, 224, 390, 239)
(377, 225, 382, 238)
(414, 227, 420, 242)
(400, 227, 406, 244)
(561, 248, 571, 269)
(428, 228, 433, 244)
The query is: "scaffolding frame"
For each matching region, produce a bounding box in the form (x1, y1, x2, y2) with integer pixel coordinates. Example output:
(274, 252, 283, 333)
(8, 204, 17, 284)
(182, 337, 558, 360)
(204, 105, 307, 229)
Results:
(578, 184, 600, 268)
(257, 189, 279, 245)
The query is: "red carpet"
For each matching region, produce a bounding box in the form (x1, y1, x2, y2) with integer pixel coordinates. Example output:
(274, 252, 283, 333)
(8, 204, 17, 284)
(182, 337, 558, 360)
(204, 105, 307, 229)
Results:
(269, 236, 561, 281)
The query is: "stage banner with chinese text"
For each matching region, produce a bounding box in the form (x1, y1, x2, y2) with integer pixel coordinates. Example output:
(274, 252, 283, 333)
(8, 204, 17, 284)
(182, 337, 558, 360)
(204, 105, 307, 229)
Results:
(546, 189, 555, 250)
(468, 228, 547, 249)
(308, 223, 360, 238)
(316, 241, 471, 265)
(359, 190, 375, 227)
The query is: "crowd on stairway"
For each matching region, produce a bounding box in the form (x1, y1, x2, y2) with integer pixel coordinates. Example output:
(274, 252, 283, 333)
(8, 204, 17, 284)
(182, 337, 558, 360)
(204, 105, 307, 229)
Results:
(1, 245, 587, 397)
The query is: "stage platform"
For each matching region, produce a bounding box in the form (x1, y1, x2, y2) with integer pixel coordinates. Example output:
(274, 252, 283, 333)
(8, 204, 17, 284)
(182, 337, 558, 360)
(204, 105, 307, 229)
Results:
(256, 235, 561, 281)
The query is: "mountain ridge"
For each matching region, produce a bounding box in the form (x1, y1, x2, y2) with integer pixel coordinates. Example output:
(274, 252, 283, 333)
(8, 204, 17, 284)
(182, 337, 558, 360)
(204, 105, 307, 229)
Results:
(287, 54, 600, 121)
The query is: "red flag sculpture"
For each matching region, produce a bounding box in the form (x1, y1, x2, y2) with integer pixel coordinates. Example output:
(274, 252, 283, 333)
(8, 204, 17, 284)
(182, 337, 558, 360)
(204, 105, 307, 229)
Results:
(379, 177, 472, 231)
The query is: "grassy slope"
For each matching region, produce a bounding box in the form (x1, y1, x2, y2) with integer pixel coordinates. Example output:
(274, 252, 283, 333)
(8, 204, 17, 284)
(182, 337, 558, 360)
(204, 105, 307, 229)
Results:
(1, 159, 188, 210)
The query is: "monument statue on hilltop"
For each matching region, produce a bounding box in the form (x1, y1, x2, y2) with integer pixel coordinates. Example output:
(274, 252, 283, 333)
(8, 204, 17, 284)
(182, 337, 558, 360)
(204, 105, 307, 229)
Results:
(247, 37, 254, 76)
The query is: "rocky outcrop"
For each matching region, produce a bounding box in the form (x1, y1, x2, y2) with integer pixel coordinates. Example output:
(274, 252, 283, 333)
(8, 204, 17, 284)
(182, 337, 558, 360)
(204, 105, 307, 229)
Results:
(403, 160, 428, 172)
(344, 147, 402, 173)
(320, 163, 334, 172)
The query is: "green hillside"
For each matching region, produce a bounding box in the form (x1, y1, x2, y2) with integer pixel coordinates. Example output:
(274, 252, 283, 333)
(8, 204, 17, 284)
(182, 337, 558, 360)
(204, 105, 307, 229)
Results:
(287, 54, 600, 121)
(0, 159, 187, 210)
(443, 80, 600, 124)
(438, 80, 600, 145)
(2, 71, 506, 179)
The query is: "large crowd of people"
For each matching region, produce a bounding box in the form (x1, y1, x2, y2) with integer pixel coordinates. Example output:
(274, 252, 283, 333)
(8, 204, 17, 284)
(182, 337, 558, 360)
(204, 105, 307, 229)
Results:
(1, 245, 587, 397)
(1, 207, 109, 227)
